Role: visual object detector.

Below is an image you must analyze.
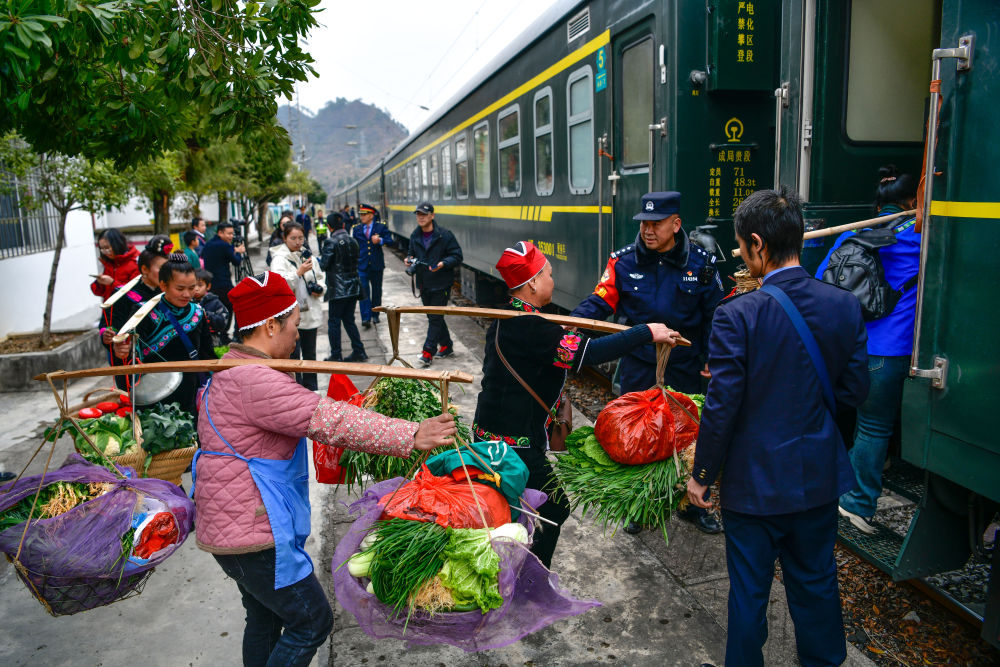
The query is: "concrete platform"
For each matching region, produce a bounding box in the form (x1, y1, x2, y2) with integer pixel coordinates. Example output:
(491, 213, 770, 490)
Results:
(0, 243, 874, 666)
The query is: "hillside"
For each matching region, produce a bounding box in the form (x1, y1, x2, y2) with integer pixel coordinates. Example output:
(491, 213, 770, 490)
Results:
(277, 99, 409, 198)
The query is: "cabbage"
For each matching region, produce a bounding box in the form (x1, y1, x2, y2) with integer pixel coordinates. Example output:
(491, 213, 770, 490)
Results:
(438, 527, 502, 614)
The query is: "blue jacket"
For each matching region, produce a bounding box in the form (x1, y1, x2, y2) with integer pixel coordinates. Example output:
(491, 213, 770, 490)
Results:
(814, 212, 920, 357)
(570, 230, 723, 394)
(692, 267, 870, 515)
(201, 236, 243, 291)
(351, 220, 395, 272)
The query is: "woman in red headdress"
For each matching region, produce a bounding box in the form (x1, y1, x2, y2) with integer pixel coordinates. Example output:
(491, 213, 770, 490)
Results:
(472, 241, 682, 568)
(191, 271, 456, 667)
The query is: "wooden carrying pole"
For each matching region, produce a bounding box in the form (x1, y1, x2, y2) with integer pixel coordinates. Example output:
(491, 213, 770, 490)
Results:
(35, 359, 475, 384)
(374, 305, 692, 346)
(729, 209, 916, 258)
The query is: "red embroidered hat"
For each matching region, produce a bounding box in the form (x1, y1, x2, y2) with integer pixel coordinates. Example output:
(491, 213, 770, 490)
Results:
(228, 272, 297, 331)
(496, 241, 547, 289)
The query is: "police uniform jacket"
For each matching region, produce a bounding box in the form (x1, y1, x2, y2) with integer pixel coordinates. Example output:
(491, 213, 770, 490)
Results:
(352, 219, 395, 272)
(692, 267, 870, 515)
(571, 229, 723, 393)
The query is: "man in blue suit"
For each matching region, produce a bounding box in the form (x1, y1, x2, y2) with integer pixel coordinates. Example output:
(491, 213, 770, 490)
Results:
(352, 203, 395, 328)
(687, 188, 869, 667)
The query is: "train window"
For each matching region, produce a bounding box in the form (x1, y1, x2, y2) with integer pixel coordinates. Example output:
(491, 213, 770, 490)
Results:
(455, 136, 469, 199)
(498, 105, 521, 198)
(473, 121, 491, 199)
(420, 156, 430, 202)
(534, 88, 554, 196)
(441, 145, 453, 199)
(567, 66, 594, 194)
(409, 162, 417, 201)
(429, 151, 440, 201)
(845, 0, 936, 143)
(621, 38, 653, 167)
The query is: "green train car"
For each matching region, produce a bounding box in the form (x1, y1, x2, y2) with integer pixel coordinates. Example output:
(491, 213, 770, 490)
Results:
(336, 0, 999, 646)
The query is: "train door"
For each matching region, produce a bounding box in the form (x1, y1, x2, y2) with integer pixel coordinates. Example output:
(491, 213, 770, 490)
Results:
(609, 18, 658, 253)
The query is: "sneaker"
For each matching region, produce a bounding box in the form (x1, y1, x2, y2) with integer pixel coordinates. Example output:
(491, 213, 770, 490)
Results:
(435, 345, 454, 359)
(419, 352, 433, 368)
(361, 321, 372, 330)
(838, 505, 876, 535)
(345, 352, 368, 363)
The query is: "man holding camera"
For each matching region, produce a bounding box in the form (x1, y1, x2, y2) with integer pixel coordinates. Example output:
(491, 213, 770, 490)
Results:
(202, 221, 246, 317)
(405, 202, 463, 367)
(319, 212, 367, 362)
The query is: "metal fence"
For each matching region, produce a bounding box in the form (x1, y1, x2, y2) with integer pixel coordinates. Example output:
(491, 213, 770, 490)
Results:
(0, 167, 62, 260)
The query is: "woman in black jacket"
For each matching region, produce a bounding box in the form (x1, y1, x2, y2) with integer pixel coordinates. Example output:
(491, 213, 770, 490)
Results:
(473, 241, 680, 568)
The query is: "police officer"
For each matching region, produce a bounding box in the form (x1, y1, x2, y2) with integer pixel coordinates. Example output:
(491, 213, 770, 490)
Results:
(571, 191, 725, 534)
(352, 203, 395, 328)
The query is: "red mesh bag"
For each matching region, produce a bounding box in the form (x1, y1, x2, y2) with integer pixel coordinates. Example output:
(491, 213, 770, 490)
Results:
(379, 465, 511, 529)
(594, 388, 699, 465)
(313, 442, 348, 484)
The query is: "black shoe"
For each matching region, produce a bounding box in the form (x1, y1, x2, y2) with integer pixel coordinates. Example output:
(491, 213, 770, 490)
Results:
(679, 508, 723, 535)
(344, 352, 368, 363)
(0, 472, 15, 483)
(323, 355, 342, 362)
(623, 521, 641, 535)
(361, 321, 372, 330)
(435, 345, 454, 359)
(372, 316, 380, 324)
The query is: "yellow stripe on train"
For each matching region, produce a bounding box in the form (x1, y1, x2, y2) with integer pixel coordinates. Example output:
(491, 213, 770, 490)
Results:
(386, 204, 610, 223)
(930, 200, 1000, 219)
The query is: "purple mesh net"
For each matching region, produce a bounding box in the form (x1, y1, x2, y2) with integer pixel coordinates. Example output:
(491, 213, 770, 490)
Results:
(0, 454, 195, 615)
(332, 477, 600, 652)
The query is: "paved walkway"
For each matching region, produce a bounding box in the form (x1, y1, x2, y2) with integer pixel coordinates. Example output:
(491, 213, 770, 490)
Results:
(0, 241, 874, 666)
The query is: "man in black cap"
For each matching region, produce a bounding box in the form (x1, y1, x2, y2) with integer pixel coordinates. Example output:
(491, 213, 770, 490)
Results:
(572, 191, 725, 534)
(405, 202, 463, 367)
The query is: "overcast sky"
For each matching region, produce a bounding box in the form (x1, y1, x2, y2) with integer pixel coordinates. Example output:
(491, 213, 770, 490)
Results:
(295, 0, 562, 133)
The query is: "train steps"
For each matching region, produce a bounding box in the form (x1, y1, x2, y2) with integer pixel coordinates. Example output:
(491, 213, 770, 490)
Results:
(881, 459, 925, 503)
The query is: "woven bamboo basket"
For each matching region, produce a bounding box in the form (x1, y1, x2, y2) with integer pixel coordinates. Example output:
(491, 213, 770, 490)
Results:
(109, 447, 196, 487)
(732, 267, 761, 294)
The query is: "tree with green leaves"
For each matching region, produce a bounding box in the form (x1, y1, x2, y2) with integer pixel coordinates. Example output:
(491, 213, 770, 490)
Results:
(130, 151, 183, 233)
(0, 0, 320, 165)
(0, 132, 132, 347)
(306, 178, 327, 206)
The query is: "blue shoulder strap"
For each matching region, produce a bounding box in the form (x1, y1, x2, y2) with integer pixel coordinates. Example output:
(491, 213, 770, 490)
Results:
(759, 284, 836, 415)
(161, 303, 199, 359)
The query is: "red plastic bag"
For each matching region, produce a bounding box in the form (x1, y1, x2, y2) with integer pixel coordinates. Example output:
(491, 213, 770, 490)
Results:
(313, 441, 348, 484)
(379, 465, 511, 529)
(327, 373, 360, 402)
(133, 512, 179, 559)
(594, 388, 699, 465)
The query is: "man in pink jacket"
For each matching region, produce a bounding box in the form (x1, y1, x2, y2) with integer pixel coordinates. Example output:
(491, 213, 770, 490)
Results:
(194, 272, 456, 666)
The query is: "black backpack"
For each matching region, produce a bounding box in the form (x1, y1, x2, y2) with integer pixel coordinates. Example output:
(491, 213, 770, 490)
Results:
(821, 226, 918, 321)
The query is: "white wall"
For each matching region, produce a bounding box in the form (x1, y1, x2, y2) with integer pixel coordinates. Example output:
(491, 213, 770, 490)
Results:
(0, 209, 102, 339)
(101, 196, 221, 230)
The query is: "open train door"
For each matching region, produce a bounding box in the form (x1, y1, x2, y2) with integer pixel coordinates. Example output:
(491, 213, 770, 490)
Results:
(901, 1, 1000, 648)
(606, 15, 661, 255)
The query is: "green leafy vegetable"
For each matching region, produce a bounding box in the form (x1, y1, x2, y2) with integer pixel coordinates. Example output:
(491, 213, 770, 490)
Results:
(340, 378, 472, 491)
(137, 403, 197, 457)
(438, 527, 502, 614)
(362, 518, 450, 620)
(553, 420, 692, 543)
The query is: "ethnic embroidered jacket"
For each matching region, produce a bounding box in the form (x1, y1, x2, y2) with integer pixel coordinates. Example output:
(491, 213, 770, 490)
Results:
(134, 299, 216, 414)
(194, 344, 418, 555)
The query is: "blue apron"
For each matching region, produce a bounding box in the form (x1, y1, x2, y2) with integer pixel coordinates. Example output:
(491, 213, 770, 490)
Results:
(191, 378, 313, 589)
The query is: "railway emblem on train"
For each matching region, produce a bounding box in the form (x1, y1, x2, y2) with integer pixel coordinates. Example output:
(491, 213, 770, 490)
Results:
(725, 117, 744, 142)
